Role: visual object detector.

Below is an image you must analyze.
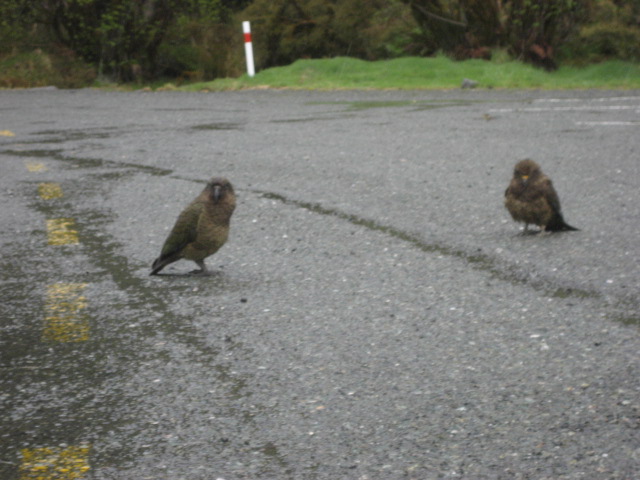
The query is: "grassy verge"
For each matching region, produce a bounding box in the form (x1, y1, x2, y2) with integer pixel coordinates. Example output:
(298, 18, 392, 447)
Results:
(2, 51, 639, 90)
(183, 56, 640, 91)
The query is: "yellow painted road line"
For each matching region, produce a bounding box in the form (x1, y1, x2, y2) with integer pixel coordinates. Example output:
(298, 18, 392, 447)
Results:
(25, 161, 47, 172)
(43, 283, 89, 343)
(47, 218, 79, 245)
(19, 444, 91, 479)
(0, 129, 15, 136)
(38, 182, 64, 200)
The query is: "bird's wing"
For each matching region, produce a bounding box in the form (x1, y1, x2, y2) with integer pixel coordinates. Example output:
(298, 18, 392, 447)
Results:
(504, 185, 511, 197)
(159, 202, 204, 258)
(541, 177, 562, 214)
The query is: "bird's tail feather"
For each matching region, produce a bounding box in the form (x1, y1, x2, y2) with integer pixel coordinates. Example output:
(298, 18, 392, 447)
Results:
(547, 214, 579, 232)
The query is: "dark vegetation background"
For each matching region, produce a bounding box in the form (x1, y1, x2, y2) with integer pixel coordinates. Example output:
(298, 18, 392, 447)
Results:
(1, 0, 639, 88)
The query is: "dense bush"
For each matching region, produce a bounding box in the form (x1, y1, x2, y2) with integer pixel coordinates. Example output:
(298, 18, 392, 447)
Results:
(0, 47, 96, 88)
(156, 18, 243, 81)
(47, 0, 180, 81)
(239, 0, 419, 69)
(0, 0, 45, 56)
(560, 0, 640, 63)
(1, 0, 639, 87)
(0, 0, 249, 83)
(573, 23, 640, 61)
(401, 0, 589, 69)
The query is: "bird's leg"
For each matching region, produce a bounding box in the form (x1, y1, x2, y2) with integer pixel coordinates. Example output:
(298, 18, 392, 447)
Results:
(189, 259, 210, 275)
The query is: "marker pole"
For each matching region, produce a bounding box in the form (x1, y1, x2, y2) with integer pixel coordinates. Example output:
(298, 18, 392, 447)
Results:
(243, 21, 255, 78)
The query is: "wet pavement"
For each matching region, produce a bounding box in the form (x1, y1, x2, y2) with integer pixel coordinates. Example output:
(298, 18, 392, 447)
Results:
(1, 89, 639, 479)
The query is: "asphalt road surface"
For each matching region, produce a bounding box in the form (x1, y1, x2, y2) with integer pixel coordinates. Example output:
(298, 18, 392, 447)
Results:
(1, 88, 639, 479)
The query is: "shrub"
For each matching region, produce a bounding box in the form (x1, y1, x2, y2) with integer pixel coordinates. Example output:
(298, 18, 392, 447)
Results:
(156, 19, 242, 81)
(569, 22, 640, 61)
(0, 47, 96, 88)
(238, 0, 418, 70)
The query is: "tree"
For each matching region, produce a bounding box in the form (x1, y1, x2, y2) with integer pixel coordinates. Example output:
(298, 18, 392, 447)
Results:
(507, 0, 584, 70)
(0, 0, 44, 50)
(42, 0, 234, 81)
(43, 0, 178, 80)
(157, 0, 241, 80)
(561, 0, 640, 63)
(402, 0, 586, 69)
(1, 0, 248, 83)
(239, 0, 418, 69)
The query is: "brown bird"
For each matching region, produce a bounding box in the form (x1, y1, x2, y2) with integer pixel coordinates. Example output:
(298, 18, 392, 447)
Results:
(504, 159, 578, 233)
(150, 177, 236, 275)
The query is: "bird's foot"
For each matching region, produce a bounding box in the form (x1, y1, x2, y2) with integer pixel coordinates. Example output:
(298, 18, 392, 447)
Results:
(188, 269, 212, 276)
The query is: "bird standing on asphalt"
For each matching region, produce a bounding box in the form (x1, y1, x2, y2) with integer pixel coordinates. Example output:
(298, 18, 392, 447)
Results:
(150, 177, 236, 275)
(504, 159, 578, 233)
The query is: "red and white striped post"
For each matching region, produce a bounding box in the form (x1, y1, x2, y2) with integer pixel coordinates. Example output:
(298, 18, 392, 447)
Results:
(242, 21, 255, 78)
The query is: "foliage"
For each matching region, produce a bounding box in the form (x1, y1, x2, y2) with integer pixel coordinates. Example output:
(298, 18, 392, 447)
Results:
(560, 0, 640, 62)
(1, 0, 640, 87)
(45, 0, 180, 81)
(0, 0, 252, 85)
(0, 0, 45, 51)
(239, 0, 418, 69)
(0, 47, 96, 88)
(572, 23, 640, 61)
(401, 0, 587, 69)
(156, 18, 243, 81)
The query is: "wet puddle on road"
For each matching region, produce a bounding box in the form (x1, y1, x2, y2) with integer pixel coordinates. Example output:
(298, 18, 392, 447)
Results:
(272, 98, 485, 123)
(190, 122, 243, 131)
(5, 149, 174, 177)
(32, 128, 118, 143)
(307, 98, 482, 111)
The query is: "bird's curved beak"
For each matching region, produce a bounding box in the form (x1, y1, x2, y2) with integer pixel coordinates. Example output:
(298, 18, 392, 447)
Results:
(212, 185, 223, 201)
(521, 175, 529, 183)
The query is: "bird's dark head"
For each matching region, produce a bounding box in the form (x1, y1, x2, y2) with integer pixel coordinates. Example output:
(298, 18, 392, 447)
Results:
(205, 177, 234, 202)
(513, 159, 541, 184)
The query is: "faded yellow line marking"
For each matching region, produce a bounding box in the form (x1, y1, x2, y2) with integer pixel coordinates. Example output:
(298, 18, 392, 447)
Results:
(0, 129, 15, 137)
(25, 161, 47, 172)
(38, 182, 64, 200)
(19, 444, 91, 479)
(43, 283, 89, 342)
(47, 218, 79, 245)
